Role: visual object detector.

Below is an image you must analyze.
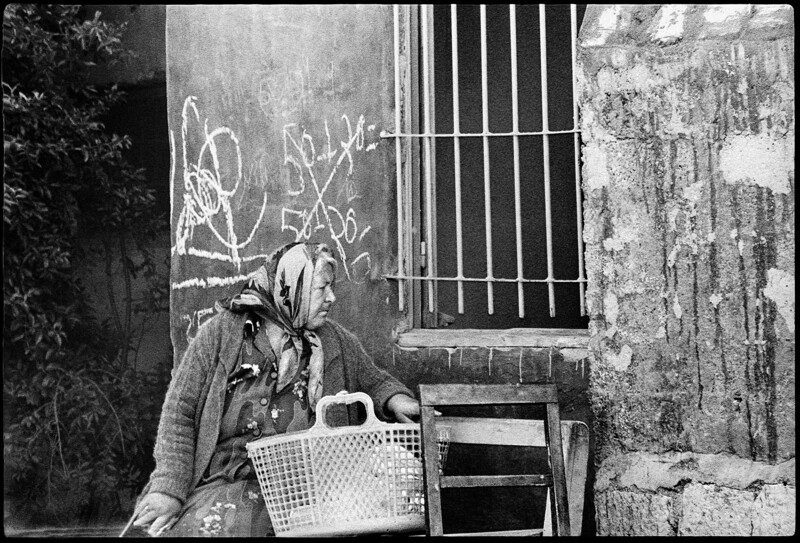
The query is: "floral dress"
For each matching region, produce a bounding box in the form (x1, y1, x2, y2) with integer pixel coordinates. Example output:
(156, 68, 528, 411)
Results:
(165, 319, 314, 537)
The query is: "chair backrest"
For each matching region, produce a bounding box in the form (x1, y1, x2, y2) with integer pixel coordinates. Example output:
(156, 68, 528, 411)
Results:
(435, 416, 590, 536)
(418, 384, 585, 537)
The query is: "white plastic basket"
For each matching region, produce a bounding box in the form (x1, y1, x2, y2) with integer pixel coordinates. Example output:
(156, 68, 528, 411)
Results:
(246, 391, 450, 537)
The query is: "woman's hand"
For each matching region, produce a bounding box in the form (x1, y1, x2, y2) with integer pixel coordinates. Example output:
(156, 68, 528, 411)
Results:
(133, 491, 181, 537)
(386, 393, 420, 423)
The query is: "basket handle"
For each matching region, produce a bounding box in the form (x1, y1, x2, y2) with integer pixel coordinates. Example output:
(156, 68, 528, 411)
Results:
(311, 390, 381, 431)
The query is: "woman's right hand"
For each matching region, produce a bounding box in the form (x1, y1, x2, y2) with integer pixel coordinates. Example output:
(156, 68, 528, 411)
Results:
(133, 491, 182, 537)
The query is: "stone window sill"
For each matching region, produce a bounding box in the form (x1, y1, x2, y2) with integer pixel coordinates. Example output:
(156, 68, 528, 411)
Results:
(396, 328, 590, 350)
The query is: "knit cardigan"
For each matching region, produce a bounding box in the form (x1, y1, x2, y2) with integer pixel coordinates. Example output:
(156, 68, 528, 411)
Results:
(143, 310, 413, 504)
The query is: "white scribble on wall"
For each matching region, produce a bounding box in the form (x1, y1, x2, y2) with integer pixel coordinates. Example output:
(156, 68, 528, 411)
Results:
(173, 96, 268, 271)
(281, 114, 378, 282)
(181, 305, 218, 341)
(172, 274, 251, 291)
(257, 60, 310, 122)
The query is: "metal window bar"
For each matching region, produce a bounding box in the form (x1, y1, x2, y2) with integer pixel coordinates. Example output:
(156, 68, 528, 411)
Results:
(539, 4, 556, 318)
(406, 5, 422, 327)
(384, 4, 588, 318)
(451, 4, 465, 315)
(480, 5, 494, 315)
(393, 4, 405, 312)
(571, 4, 587, 317)
(510, 4, 525, 319)
(422, 4, 436, 314)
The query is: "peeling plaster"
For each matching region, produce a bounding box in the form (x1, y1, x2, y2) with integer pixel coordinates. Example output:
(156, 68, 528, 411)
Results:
(597, 63, 666, 94)
(603, 226, 638, 252)
(584, 143, 610, 190)
(603, 238, 624, 252)
(580, 108, 613, 142)
(751, 4, 793, 28)
(673, 293, 683, 320)
(683, 180, 704, 209)
(668, 208, 682, 232)
(651, 4, 688, 45)
(582, 5, 622, 47)
(719, 135, 792, 194)
(709, 293, 723, 308)
(763, 268, 795, 333)
(667, 244, 681, 268)
(606, 344, 633, 371)
(704, 4, 753, 24)
(604, 292, 620, 327)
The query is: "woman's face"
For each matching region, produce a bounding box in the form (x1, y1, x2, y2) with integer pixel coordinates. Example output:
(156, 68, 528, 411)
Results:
(305, 259, 336, 330)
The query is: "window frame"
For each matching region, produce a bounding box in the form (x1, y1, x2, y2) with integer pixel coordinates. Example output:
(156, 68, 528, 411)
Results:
(390, 4, 589, 350)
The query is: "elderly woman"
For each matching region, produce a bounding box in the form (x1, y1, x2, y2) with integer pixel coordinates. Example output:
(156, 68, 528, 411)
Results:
(133, 242, 420, 537)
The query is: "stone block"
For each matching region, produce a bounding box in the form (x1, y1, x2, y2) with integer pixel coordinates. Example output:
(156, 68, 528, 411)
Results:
(752, 484, 796, 536)
(595, 489, 675, 536)
(679, 483, 754, 536)
(747, 5, 795, 41)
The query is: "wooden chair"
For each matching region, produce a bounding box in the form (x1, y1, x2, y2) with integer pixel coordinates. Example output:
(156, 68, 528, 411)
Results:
(418, 384, 589, 537)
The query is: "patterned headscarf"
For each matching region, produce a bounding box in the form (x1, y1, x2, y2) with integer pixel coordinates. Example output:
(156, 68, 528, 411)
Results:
(220, 242, 337, 409)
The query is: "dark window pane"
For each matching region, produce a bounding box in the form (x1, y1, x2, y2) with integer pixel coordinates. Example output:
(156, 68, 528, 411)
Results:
(425, 4, 588, 330)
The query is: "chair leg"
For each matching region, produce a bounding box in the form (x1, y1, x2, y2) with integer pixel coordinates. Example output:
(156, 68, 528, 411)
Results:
(545, 403, 571, 535)
(543, 488, 552, 537)
(421, 405, 444, 536)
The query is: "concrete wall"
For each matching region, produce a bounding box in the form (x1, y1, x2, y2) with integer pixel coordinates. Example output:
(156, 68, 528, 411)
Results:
(577, 5, 794, 536)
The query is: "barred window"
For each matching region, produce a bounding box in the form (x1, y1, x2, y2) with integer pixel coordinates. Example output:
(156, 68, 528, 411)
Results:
(387, 4, 589, 335)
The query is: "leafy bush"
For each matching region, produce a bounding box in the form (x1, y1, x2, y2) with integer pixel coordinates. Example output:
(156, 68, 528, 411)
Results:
(3, 4, 168, 526)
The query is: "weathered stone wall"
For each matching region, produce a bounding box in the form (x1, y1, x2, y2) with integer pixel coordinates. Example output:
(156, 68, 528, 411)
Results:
(577, 4, 794, 536)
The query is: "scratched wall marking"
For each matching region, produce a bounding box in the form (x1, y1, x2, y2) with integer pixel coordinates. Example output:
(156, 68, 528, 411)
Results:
(281, 115, 379, 283)
(181, 305, 218, 342)
(172, 96, 269, 271)
(257, 58, 311, 122)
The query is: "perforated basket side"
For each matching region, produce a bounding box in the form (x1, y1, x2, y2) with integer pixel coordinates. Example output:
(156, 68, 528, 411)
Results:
(309, 429, 395, 525)
(246, 393, 452, 537)
(247, 437, 316, 534)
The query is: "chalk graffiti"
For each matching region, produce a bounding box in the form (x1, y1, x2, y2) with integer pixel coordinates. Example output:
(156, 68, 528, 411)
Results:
(280, 115, 378, 282)
(173, 96, 268, 270)
(257, 59, 311, 122)
(181, 305, 218, 342)
(172, 274, 251, 291)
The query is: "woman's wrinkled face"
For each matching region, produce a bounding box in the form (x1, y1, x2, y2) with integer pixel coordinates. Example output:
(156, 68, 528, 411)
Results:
(305, 259, 336, 330)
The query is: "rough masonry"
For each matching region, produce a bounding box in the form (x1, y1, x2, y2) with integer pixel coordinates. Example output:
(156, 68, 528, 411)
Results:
(577, 4, 794, 536)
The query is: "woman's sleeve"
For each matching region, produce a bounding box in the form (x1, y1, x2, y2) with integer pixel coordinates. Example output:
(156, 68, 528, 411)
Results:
(339, 326, 414, 420)
(145, 319, 217, 504)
